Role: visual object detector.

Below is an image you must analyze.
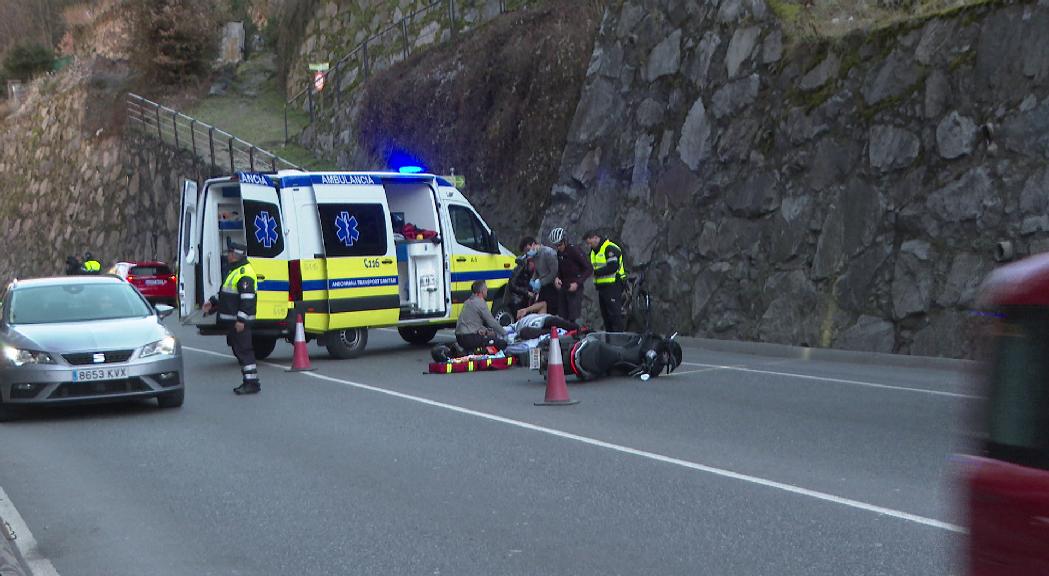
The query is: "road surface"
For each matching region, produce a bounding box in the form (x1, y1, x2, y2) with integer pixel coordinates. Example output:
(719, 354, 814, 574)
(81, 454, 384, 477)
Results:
(0, 322, 975, 575)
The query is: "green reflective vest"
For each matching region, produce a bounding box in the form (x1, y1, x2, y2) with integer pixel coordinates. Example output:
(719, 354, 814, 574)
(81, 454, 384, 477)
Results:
(590, 239, 626, 285)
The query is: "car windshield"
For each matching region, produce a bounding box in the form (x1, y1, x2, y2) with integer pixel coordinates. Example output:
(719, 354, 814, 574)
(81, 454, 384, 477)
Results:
(8, 283, 153, 324)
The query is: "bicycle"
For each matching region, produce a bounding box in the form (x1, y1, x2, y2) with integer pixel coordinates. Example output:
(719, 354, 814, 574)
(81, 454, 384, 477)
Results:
(622, 263, 651, 333)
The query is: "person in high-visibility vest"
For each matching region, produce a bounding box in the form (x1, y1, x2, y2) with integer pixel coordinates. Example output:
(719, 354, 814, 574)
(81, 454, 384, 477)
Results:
(584, 230, 627, 332)
(80, 252, 102, 274)
(203, 240, 260, 395)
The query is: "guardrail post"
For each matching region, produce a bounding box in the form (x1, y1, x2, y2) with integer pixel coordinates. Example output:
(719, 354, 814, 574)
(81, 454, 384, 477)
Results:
(190, 119, 197, 158)
(362, 40, 370, 80)
(307, 84, 315, 122)
(155, 106, 163, 142)
(172, 111, 179, 149)
(228, 137, 235, 173)
(249, 145, 256, 172)
(448, 0, 457, 39)
(283, 104, 289, 145)
(208, 126, 216, 169)
(271, 157, 278, 171)
(402, 18, 410, 59)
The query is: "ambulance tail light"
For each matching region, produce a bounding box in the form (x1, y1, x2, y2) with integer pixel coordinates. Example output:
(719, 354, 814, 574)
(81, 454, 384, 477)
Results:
(289, 260, 303, 302)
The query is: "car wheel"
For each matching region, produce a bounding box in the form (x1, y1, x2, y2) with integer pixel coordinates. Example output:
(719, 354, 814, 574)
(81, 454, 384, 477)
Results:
(252, 336, 278, 360)
(398, 326, 439, 346)
(325, 328, 368, 359)
(157, 388, 184, 409)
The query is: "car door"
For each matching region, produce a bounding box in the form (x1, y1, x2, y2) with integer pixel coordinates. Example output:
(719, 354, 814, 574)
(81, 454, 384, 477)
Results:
(313, 175, 400, 329)
(445, 203, 511, 318)
(239, 174, 291, 324)
(178, 179, 199, 321)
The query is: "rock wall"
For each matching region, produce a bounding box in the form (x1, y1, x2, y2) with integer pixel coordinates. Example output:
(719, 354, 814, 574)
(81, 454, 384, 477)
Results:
(287, 0, 541, 98)
(0, 59, 202, 280)
(544, 0, 1049, 357)
(302, 2, 603, 243)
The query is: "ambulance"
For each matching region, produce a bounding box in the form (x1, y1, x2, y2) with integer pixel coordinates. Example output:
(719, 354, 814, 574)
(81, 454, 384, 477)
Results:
(177, 170, 517, 359)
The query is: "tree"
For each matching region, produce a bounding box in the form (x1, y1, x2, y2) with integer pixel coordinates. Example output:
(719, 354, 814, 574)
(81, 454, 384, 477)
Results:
(3, 44, 55, 81)
(130, 0, 218, 85)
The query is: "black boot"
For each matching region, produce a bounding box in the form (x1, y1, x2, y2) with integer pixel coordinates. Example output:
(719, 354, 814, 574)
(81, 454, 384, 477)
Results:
(234, 381, 260, 395)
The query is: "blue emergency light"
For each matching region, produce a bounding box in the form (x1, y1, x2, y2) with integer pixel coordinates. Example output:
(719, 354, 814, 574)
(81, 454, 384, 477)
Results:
(398, 165, 424, 174)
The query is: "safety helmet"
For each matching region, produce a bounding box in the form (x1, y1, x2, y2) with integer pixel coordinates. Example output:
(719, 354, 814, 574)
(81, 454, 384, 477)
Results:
(548, 227, 566, 245)
(431, 344, 453, 363)
(84, 251, 93, 259)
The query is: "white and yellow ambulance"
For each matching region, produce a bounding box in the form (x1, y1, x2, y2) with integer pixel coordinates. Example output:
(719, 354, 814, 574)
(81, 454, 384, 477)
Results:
(177, 171, 516, 359)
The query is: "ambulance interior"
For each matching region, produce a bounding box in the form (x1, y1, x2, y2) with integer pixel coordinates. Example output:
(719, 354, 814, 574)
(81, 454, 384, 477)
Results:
(201, 182, 247, 308)
(382, 180, 448, 318)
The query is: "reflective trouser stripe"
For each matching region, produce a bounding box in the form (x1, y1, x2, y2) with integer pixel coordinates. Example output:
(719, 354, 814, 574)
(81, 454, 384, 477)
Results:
(242, 364, 257, 371)
(240, 293, 256, 299)
(218, 313, 237, 321)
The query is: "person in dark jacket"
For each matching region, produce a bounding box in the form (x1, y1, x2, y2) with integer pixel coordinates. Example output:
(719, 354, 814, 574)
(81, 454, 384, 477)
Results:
(506, 255, 535, 317)
(519, 236, 559, 315)
(548, 227, 592, 324)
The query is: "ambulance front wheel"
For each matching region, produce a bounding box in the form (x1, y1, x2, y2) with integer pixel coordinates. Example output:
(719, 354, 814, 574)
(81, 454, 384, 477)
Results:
(398, 326, 439, 346)
(325, 328, 369, 359)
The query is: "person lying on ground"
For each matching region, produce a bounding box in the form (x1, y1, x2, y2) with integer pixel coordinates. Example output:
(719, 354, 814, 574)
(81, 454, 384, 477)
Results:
(455, 279, 507, 351)
(512, 311, 579, 341)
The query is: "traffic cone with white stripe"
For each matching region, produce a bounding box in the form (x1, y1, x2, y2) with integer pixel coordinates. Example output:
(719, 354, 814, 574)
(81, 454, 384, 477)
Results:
(287, 314, 315, 372)
(535, 327, 578, 406)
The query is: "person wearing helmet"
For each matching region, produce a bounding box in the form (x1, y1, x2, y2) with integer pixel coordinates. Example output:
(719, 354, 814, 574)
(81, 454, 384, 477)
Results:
(549, 227, 592, 324)
(518, 236, 560, 316)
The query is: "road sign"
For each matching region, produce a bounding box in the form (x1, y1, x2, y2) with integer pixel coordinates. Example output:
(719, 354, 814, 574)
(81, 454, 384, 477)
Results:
(314, 71, 325, 92)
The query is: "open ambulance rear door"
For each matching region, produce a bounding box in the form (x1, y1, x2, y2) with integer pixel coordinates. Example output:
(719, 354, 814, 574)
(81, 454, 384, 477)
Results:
(178, 179, 200, 322)
(237, 173, 291, 326)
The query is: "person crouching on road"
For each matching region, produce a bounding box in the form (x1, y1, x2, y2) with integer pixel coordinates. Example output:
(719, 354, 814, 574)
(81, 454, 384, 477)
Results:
(519, 236, 560, 316)
(203, 241, 261, 395)
(455, 280, 508, 352)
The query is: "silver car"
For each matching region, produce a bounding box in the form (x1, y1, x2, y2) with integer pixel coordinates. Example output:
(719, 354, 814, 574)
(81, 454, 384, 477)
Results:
(0, 275, 184, 421)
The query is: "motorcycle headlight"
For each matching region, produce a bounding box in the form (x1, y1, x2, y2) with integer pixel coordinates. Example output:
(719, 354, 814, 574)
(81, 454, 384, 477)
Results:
(2, 345, 56, 367)
(141, 336, 177, 358)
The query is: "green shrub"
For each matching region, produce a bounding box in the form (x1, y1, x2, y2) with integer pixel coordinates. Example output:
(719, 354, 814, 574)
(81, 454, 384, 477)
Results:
(2, 44, 55, 81)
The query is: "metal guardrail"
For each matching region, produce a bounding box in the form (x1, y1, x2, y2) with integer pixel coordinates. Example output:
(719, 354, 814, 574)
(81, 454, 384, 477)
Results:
(284, 0, 515, 144)
(127, 93, 300, 173)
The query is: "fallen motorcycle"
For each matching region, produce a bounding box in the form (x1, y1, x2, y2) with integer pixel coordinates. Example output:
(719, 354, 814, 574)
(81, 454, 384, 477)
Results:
(540, 331, 683, 381)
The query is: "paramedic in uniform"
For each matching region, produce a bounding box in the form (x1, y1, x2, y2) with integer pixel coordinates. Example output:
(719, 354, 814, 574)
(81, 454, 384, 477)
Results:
(203, 241, 261, 395)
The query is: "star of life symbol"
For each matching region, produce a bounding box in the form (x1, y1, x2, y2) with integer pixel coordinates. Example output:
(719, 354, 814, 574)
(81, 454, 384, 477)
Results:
(254, 211, 278, 249)
(336, 211, 359, 247)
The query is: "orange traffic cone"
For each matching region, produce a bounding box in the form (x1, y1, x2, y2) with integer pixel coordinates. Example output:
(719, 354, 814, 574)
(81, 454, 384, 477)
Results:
(287, 314, 315, 372)
(535, 327, 579, 406)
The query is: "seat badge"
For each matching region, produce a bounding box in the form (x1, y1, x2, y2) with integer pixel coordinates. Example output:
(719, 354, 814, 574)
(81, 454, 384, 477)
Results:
(93, 353, 105, 364)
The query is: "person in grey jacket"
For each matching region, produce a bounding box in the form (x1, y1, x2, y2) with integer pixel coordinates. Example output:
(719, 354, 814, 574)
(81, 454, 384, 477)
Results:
(519, 236, 560, 315)
(455, 280, 508, 351)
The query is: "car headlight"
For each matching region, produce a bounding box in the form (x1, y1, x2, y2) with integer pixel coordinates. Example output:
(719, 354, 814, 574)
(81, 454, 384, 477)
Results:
(2, 345, 56, 367)
(140, 336, 177, 358)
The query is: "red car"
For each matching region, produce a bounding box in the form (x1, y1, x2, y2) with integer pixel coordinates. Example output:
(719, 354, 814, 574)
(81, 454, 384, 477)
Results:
(962, 252, 1049, 575)
(108, 261, 177, 306)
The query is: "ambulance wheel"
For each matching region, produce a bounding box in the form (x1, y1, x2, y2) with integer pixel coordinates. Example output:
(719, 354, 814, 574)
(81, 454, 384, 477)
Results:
(398, 326, 439, 346)
(252, 336, 278, 360)
(325, 328, 368, 359)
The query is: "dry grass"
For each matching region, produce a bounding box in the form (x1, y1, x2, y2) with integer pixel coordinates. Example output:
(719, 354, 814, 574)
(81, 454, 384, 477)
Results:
(769, 0, 993, 40)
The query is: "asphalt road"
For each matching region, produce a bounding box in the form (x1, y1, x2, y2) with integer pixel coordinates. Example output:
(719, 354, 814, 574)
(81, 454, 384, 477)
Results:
(0, 321, 976, 575)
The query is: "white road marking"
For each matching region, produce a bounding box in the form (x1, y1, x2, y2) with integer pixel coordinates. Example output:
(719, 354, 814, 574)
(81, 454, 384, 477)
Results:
(184, 345, 966, 533)
(0, 485, 60, 576)
(682, 361, 978, 399)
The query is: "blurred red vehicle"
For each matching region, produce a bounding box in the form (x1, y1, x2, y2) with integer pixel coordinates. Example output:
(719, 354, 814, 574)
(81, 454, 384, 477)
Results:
(108, 261, 177, 306)
(962, 252, 1049, 575)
